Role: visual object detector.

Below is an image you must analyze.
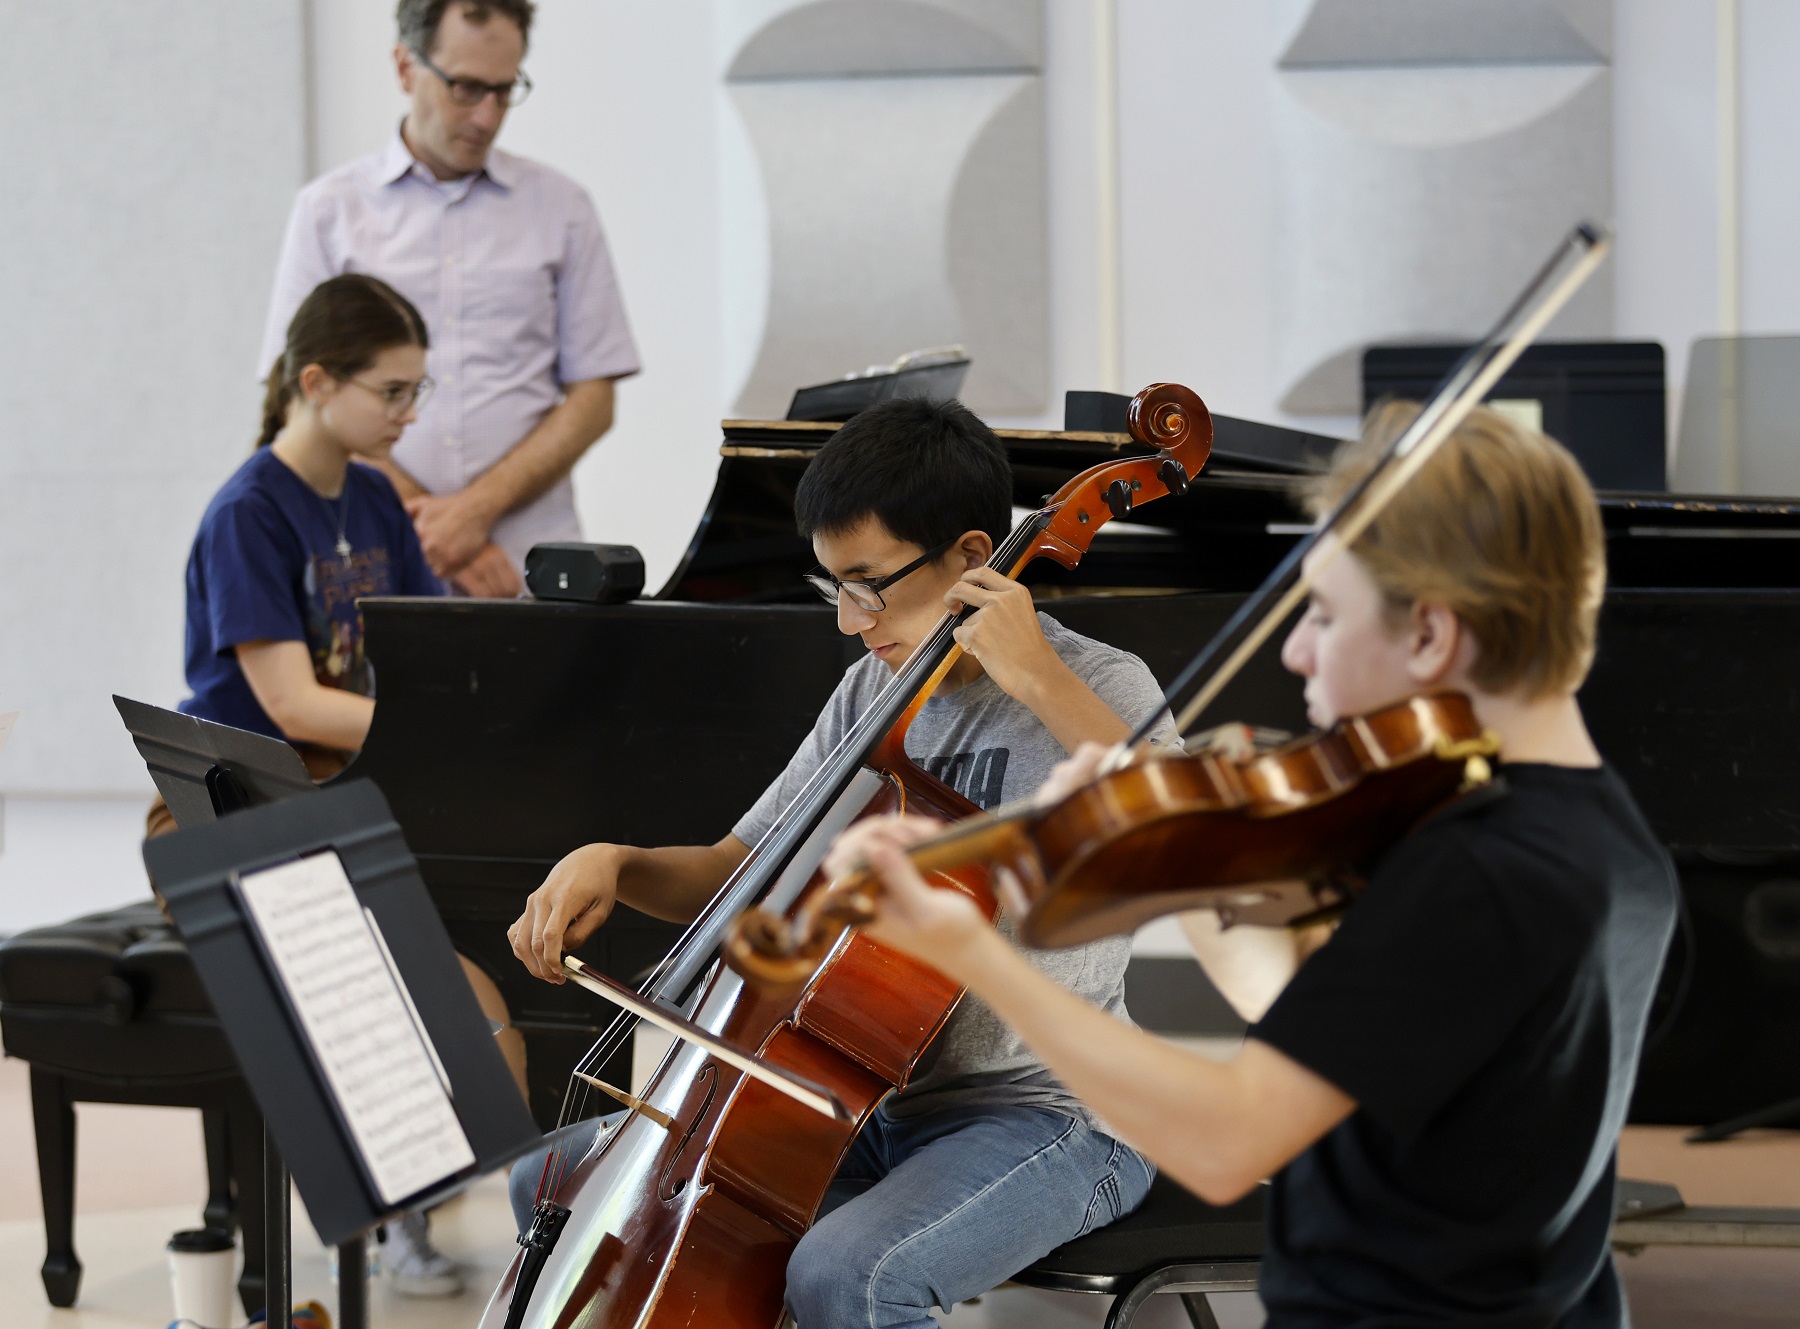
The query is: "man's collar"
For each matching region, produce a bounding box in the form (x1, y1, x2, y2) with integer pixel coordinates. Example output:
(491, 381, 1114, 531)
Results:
(378, 125, 416, 185)
(480, 149, 516, 190)
(380, 120, 514, 191)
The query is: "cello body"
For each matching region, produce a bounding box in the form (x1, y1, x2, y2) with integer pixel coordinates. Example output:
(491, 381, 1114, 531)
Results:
(479, 383, 1213, 1329)
(481, 755, 989, 1329)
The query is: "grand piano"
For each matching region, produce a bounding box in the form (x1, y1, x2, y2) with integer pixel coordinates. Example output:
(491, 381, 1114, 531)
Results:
(338, 411, 1800, 1132)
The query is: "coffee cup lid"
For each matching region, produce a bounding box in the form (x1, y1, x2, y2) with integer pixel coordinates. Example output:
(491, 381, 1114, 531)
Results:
(167, 1227, 234, 1254)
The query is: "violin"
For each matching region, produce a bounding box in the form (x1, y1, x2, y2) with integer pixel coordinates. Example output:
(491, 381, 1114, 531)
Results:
(726, 222, 1612, 982)
(726, 691, 1500, 982)
(479, 382, 1214, 1329)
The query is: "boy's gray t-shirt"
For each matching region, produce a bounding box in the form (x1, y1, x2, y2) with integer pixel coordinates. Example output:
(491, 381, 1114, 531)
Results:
(732, 613, 1178, 1127)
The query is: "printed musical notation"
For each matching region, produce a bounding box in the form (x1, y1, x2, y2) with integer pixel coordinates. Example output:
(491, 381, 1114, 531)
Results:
(236, 852, 475, 1206)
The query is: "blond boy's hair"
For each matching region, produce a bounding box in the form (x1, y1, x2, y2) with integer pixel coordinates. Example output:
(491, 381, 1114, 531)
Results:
(1306, 402, 1606, 699)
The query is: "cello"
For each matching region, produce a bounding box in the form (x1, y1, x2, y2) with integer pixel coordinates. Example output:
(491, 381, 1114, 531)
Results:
(479, 382, 1213, 1329)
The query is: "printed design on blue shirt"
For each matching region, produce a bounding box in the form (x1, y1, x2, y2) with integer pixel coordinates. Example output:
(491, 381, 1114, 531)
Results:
(923, 748, 1010, 810)
(301, 547, 394, 696)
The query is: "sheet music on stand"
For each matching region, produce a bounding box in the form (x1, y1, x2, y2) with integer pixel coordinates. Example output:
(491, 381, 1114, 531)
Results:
(234, 851, 475, 1206)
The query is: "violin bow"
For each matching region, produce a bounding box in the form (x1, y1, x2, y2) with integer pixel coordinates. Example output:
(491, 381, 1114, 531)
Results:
(1130, 222, 1612, 747)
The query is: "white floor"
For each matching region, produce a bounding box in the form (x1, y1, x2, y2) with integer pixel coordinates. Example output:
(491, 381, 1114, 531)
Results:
(0, 1048, 1260, 1329)
(0, 1197, 1261, 1329)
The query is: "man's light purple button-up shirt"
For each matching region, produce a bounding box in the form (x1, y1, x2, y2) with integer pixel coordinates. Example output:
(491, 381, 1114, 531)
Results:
(261, 129, 640, 566)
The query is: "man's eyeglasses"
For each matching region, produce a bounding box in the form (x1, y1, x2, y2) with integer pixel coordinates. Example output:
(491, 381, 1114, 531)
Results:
(343, 374, 435, 417)
(413, 49, 533, 107)
(804, 538, 957, 613)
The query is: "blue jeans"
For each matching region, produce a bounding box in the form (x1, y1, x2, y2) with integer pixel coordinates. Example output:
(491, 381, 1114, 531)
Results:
(787, 1100, 1152, 1329)
(509, 1101, 1152, 1329)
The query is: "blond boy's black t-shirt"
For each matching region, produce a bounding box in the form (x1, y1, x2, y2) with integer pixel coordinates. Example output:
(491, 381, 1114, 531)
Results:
(1250, 763, 1678, 1328)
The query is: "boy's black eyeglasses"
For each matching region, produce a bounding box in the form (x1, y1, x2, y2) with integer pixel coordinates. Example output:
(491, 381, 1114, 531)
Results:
(413, 49, 533, 107)
(804, 538, 957, 612)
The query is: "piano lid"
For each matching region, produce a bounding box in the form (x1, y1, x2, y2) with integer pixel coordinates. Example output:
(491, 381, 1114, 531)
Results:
(658, 418, 1800, 604)
(720, 413, 1338, 475)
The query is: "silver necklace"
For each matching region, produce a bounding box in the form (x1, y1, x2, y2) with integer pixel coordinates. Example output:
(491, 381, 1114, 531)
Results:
(328, 483, 352, 562)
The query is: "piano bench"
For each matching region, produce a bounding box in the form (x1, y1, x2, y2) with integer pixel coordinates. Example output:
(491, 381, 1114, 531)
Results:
(1010, 1173, 1263, 1329)
(0, 901, 266, 1315)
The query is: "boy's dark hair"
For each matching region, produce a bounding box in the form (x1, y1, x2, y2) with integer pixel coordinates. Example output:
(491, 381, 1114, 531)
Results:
(258, 274, 430, 448)
(397, 0, 535, 57)
(794, 398, 1014, 551)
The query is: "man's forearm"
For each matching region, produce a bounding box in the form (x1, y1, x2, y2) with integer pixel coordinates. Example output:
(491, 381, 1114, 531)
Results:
(613, 839, 745, 925)
(463, 377, 616, 522)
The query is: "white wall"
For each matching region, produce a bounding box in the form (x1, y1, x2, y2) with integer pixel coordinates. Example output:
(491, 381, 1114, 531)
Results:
(1612, 0, 1721, 436)
(0, 0, 306, 798)
(1737, 0, 1800, 336)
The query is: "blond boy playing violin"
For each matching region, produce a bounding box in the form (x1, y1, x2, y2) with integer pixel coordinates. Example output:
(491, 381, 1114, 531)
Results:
(833, 405, 1680, 1328)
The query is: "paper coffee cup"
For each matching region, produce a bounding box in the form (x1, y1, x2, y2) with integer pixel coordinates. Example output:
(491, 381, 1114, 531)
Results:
(167, 1227, 236, 1328)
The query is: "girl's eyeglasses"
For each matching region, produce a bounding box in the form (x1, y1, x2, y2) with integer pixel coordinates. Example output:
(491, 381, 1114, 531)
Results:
(343, 375, 436, 418)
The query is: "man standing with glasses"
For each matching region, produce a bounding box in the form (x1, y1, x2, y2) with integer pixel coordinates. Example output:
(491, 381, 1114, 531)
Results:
(261, 0, 638, 598)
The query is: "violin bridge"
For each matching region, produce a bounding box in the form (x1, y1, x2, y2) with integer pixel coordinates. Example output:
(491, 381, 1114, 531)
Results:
(574, 1070, 676, 1130)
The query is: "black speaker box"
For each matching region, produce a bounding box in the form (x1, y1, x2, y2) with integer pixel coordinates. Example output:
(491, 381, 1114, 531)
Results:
(524, 543, 645, 604)
(1631, 850, 1800, 1127)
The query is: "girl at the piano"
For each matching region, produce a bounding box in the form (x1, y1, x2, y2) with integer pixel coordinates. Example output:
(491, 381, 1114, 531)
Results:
(170, 272, 442, 779)
(160, 273, 498, 1297)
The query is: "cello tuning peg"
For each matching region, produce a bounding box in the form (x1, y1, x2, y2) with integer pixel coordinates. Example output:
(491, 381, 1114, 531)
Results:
(1158, 456, 1191, 497)
(1104, 478, 1133, 521)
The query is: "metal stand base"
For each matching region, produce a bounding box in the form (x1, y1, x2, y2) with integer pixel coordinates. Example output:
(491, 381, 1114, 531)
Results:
(265, 1124, 290, 1329)
(262, 1125, 367, 1329)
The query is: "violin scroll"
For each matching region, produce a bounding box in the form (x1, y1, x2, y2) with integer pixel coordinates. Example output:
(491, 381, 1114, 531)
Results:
(724, 872, 883, 987)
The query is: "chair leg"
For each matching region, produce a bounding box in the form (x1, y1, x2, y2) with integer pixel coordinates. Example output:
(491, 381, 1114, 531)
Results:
(1107, 1268, 1240, 1329)
(1179, 1292, 1224, 1329)
(229, 1089, 267, 1319)
(202, 1105, 235, 1235)
(30, 1068, 81, 1307)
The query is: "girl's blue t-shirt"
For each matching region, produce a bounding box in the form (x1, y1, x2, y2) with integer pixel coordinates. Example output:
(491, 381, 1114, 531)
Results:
(180, 448, 443, 738)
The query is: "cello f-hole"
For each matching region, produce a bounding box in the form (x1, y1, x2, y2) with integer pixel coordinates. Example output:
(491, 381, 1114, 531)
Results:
(658, 1064, 718, 1202)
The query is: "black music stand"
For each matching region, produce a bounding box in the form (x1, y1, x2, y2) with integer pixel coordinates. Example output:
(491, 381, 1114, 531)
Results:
(114, 697, 352, 1321)
(144, 781, 540, 1329)
(114, 696, 318, 825)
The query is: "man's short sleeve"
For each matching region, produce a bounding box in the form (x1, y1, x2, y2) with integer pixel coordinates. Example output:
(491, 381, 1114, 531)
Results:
(1080, 650, 1181, 750)
(555, 190, 640, 385)
(260, 188, 341, 378)
(198, 498, 309, 655)
(1250, 831, 1558, 1142)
